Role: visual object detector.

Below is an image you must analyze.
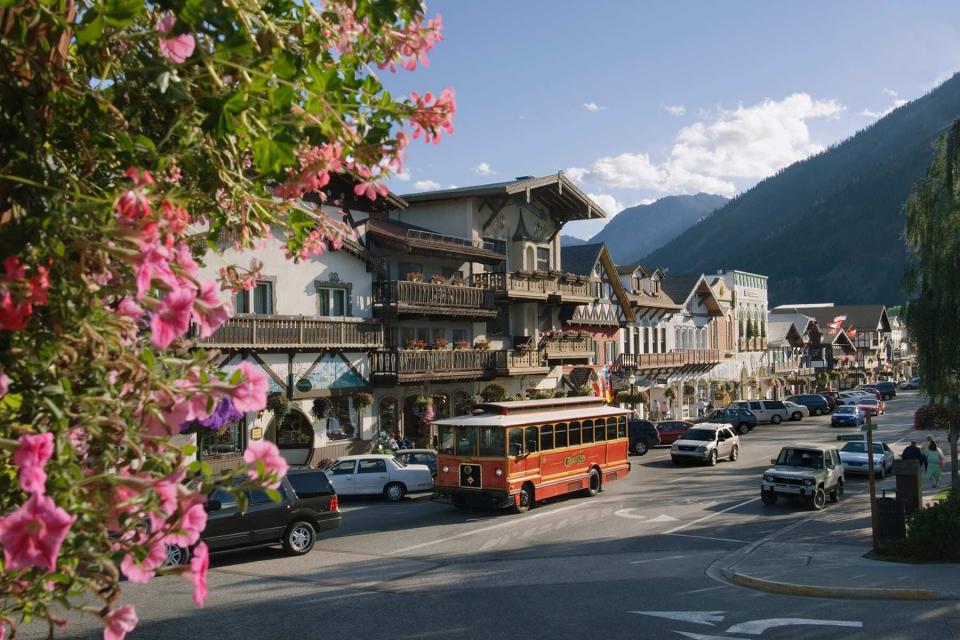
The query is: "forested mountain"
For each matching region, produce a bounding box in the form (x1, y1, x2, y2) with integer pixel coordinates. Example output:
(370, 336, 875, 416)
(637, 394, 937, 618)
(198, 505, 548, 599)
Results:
(644, 72, 960, 306)
(560, 235, 587, 247)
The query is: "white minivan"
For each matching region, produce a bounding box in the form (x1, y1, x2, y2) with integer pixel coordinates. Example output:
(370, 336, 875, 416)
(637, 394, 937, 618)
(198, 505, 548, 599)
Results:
(732, 400, 790, 424)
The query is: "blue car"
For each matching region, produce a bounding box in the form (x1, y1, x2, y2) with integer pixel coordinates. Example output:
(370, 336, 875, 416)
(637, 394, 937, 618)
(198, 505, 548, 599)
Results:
(831, 405, 865, 427)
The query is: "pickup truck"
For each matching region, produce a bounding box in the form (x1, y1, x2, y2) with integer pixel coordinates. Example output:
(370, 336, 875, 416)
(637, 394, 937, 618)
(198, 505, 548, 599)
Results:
(760, 444, 844, 510)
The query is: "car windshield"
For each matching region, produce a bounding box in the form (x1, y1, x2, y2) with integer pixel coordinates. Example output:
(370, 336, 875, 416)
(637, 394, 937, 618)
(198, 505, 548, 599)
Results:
(841, 442, 883, 454)
(777, 448, 824, 469)
(859, 398, 878, 405)
(836, 406, 855, 414)
(683, 429, 716, 441)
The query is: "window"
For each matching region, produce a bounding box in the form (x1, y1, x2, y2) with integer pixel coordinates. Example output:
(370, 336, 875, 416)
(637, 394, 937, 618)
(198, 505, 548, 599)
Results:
(432, 327, 446, 344)
(249, 489, 281, 505)
(607, 418, 618, 440)
(326, 397, 356, 440)
(483, 237, 506, 254)
(277, 411, 313, 448)
(525, 426, 539, 453)
(508, 428, 524, 456)
(329, 460, 356, 475)
(660, 328, 667, 353)
(210, 489, 237, 509)
(441, 267, 460, 281)
(605, 341, 616, 364)
(456, 426, 478, 456)
(582, 419, 594, 444)
(567, 421, 580, 446)
(540, 425, 554, 451)
(594, 419, 605, 442)
(617, 416, 627, 438)
(287, 472, 334, 498)
(358, 459, 387, 474)
(235, 280, 274, 314)
(452, 328, 469, 345)
(399, 262, 423, 280)
(554, 423, 568, 448)
(643, 328, 650, 353)
(199, 416, 245, 459)
(536, 247, 550, 272)
(379, 397, 398, 436)
(478, 427, 505, 456)
(318, 287, 348, 316)
(437, 426, 455, 454)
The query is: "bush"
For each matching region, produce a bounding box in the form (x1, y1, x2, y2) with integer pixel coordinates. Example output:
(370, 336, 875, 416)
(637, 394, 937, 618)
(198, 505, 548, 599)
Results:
(889, 489, 960, 562)
(913, 404, 960, 431)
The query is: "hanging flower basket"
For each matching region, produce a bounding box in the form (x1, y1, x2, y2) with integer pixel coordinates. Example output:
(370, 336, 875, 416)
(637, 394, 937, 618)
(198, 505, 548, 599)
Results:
(480, 383, 506, 402)
(266, 392, 290, 421)
(412, 395, 435, 424)
(311, 397, 332, 421)
(353, 392, 373, 412)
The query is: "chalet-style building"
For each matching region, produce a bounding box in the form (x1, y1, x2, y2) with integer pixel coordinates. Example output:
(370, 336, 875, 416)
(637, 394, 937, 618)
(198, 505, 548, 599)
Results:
(763, 318, 813, 397)
(709, 270, 769, 398)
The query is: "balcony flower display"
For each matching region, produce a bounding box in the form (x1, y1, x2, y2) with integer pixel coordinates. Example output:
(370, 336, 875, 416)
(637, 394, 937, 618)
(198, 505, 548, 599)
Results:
(451, 275, 466, 287)
(454, 340, 471, 350)
(473, 339, 490, 351)
(431, 337, 449, 350)
(353, 392, 373, 412)
(430, 274, 446, 284)
(518, 339, 535, 352)
(406, 271, 423, 283)
(480, 383, 506, 402)
(404, 338, 428, 350)
(412, 396, 435, 424)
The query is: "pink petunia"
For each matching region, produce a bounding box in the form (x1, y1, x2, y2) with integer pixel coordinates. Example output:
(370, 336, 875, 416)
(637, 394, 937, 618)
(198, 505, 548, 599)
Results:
(103, 605, 138, 640)
(193, 280, 232, 338)
(13, 432, 54, 495)
(190, 541, 210, 607)
(0, 370, 9, 398)
(150, 286, 197, 349)
(117, 297, 145, 320)
(0, 493, 76, 571)
(164, 499, 207, 548)
(229, 361, 269, 412)
(243, 440, 288, 489)
(157, 14, 196, 65)
(119, 539, 166, 584)
(134, 242, 178, 299)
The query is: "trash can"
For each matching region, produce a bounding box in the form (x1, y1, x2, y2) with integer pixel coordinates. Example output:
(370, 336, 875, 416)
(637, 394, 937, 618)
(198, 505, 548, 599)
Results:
(893, 459, 923, 515)
(875, 496, 906, 544)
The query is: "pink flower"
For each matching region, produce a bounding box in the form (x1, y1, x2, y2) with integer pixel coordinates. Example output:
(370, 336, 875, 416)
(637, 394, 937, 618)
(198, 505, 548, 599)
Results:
(173, 242, 199, 277)
(120, 538, 167, 584)
(13, 432, 54, 495)
(157, 14, 196, 64)
(190, 541, 209, 607)
(0, 370, 9, 398)
(103, 605, 138, 640)
(134, 242, 177, 298)
(243, 440, 288, 489)
(150, 286, 197, 349)
(229, 361, 269, 412)
(0, 493, 76, 571)
(164, 497, 207, 547)
(117, 297, 145, 320)
(193, 280, 231, 338)
(116, 189, 151, 222)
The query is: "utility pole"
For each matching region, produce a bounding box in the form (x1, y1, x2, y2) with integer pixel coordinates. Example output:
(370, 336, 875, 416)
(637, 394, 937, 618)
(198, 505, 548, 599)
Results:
(866, 412, 879, 553)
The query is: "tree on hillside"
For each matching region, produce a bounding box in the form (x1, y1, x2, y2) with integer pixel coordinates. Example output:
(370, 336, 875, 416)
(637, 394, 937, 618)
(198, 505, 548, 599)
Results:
(0, 1, 453, 637)
(904, 119, 960, 486)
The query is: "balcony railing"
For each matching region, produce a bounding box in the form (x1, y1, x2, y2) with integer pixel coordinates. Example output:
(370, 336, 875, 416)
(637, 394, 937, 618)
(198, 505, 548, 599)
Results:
(737, 337, 767, 351)
(505, 349, 548, 372)
(615, 352, 685, 370)
(374, 280, 496, 318)
(471, 271, 592, 300)
(543, 335, 594, 359)
(770, 362, 798, 374)
(672, 348, 721, 365)
(195, 315, 384, 350)
(370, 348, 547, 381)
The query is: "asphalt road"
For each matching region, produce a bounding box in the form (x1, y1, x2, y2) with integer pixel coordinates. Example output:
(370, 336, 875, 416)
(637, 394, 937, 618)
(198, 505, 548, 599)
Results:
(29, 391, 960, 640)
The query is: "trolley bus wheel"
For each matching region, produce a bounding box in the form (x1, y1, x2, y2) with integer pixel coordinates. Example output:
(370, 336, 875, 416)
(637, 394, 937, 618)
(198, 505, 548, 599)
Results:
(586, 468, 601, 497)
(514, 483, 534, 513)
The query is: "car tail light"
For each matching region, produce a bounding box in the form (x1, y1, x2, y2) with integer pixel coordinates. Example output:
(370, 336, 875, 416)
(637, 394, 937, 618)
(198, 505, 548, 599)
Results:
(329, 495, 339, 512)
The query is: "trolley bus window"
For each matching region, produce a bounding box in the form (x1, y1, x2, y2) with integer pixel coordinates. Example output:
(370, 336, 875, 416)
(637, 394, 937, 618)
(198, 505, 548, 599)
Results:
(568, 421, 580, 446)
(456, 426, 478, 456)
(595, 418, 606, 442)
(478, 426, 505, 457)
(607, 417, 618, 440)
(582, 419, 594, 444)
(437, 426, 455, 455)
(508, 428, 524, 456)
(525, 426, 539, 453)
(617, 416, 627, 438)
(555, 423, 568, 448)
(540, 424, 554, 451)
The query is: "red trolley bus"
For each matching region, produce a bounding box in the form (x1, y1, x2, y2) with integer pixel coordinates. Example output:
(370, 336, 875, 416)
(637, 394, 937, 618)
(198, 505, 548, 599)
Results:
(431, 396, 630, 512)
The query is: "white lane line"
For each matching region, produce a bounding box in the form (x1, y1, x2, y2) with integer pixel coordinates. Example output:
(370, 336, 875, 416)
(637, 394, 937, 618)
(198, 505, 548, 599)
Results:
(393, 501, 587, 554)
(666, 475, 692, 484)
(665, 532, 747, 544)
(678, 585, 728, 595)
(662, 497, 760, 535)
(630, 554, 687, 564)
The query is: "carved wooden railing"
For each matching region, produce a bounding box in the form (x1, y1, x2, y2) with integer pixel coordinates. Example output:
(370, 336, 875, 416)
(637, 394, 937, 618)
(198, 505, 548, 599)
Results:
(615, 352, 685, 370)
(370, 348, 547, 378)
(195, 315, 383, 349)
(374, 280, 495, 312)
(672, 348, 721, 365)
(543, 335, 594, 357)
(471, 272, 592, 299)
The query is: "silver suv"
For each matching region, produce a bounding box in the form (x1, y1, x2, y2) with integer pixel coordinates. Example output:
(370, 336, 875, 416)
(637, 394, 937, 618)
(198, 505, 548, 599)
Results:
(761, 445, 844, 510)
(670, 424, 740, 466)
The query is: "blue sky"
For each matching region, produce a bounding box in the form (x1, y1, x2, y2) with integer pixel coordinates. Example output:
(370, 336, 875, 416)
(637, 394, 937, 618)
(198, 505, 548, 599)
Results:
(383, 1, 960, 239)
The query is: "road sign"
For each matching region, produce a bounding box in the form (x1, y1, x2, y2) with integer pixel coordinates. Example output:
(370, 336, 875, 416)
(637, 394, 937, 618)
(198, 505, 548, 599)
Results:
(837, 433, 865, 441)
(860, 423, 876, 432)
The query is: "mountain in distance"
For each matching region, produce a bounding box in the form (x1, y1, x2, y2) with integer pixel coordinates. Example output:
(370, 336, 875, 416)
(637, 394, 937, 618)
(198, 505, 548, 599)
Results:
(644, 72, 960, 306)
(560, 235, 587, 247)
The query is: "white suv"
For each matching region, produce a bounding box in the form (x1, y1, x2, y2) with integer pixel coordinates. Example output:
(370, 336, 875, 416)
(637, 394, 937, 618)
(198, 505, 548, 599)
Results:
(761, 445, 844, 510)
(732, 400, 790, 424)
(670, 424, 740, 466)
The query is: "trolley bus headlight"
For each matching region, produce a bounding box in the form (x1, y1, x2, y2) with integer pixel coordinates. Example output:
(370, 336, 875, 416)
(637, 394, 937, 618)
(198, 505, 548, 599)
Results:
(442, 466, 449, 474)
(495, 468, 503, 477)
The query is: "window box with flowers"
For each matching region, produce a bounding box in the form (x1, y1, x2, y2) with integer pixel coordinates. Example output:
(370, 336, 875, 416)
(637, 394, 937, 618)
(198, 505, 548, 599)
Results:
(481, 383, 506, 402)
(431, 337, 449, 350)
(430, 274, 446, 284)
(404, 338, 428, 350)
(453, 339, 470, 350)
(405, 272, 423, 283)
(451, 275, 466, 287)
(474, 339, 489, 351)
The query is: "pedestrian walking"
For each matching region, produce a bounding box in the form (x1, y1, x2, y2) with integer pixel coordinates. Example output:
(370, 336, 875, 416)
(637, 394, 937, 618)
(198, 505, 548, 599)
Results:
(706, 400, 715, 413)
(925, 441, 944, 487)
(901, 440, 926, 469)
(696, 397, 706, 417)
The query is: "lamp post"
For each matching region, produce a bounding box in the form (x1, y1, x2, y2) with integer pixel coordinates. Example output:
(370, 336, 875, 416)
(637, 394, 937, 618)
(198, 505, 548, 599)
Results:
(628, 372, 638, 418)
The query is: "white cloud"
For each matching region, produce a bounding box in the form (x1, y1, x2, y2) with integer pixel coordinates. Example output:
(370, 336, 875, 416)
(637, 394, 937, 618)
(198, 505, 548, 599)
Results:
(586, 193, 624, 216)
(564, 166, 589, 183)
(572, 93, 845, 197)
(395, 170, 411, 182)
(861, 88, 907, 118)
(882, 88, 899, 98)
(583, 102, 605, 112)
(472, 162, 494, 176)
(413, 179, 441, 191)
(664, 104, 687, 116)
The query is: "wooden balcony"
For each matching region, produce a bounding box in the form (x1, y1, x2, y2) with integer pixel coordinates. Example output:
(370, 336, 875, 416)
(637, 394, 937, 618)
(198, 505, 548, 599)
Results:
(615, 352, 685, 370)
(673, 349, 721, 365)
(370, 348, 548, 382)
(770, 362, 798, 374)
(194, 315, 383, 351)
(504, 349, 550, 375)
(543, 335, 595, 360)
(737, 337, 767, 352)
(471, 271, 593, 304)
(374, 280, 496, 319)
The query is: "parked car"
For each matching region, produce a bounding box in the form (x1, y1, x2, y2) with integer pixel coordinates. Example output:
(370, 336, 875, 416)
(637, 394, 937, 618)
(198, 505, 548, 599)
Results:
(831, 405, 865, 427)
(655, 420, 694, 445)
(785, 394, 832, 416)
(854, 385, 882, 400)
(899, 377, 921, 390)
(856, 397, 885, 416)
(783, 401, 809, 421)
(837, 392, 863, 406)
(693, 408, 756, 435)
(838, 440, 895, 479)
(167, 469, 342, 564)
(394, 449, 438, 478)
(873, 381, 897, 400)
(628, 419, 661, 456)
(760, 445, 844, 510)
(731, 399, 790, 424)
(670, 424, 740, 466)
(325, 454, 433, 501)
(814, 392, 838, 412)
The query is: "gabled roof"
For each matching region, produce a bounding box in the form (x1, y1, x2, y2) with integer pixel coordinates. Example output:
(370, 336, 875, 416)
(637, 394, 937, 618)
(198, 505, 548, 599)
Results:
(319, 173, 408, 212)
(616, 263, 647, 277)
(364, 217, 506, 264)
(401, 172, 607, 222)
(776, 304, 890, 334)
(660, 275, 703, 306)
(767, 320, 806, 348)
(561, 242, 604, 276)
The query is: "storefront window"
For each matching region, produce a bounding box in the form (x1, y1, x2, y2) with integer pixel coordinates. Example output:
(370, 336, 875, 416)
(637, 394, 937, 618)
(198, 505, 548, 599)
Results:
(276, 411, 313, 448)
(326, 396, 356, 440)
(199, 417, 245, 459)
(379, 397, 398, 435)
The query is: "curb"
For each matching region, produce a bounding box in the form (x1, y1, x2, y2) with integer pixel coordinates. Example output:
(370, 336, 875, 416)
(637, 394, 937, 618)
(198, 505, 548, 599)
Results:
(719, 567, 956, 601)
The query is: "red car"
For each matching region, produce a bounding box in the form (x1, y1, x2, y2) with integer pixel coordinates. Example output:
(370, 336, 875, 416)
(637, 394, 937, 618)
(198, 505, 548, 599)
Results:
(655, 420, 694, 445)
(856, 397, 885, 416)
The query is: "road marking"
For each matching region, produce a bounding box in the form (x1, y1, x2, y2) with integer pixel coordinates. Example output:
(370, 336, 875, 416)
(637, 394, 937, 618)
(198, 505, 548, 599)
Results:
(665, 533, 747, 544)
(648, 514, 680, 523)
(676, 633, 746, 640)
(629, 554, 687, 564)
(726, 618, 863, 635)
(662, 497, 760, 535)
(393, 501, 587, 553)
(614, 509, 678, 522)
(678, 585, 727, 595)
(666, 475, 691, 483)
(630, 611, 725, 626)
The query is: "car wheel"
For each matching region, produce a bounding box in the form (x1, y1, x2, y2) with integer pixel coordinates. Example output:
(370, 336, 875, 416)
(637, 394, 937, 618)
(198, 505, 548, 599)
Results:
(811, 487, 826, 510)
(878, 465, 886, 480)
(633, 440, 648, 456)
(514, 483, 534, 513)
(164, 544, 190, 567)
(829, 484, 841, 503)
(738, 423, 749, 435)
(761, 490, 777, 506)
(708, 450, 718, 466)
(585, 468, 601, 497)
(283, 520, 316, 556)
(729, 445, 739, 462)
(771, 414, 783, 424)
(383, 481, 406, 502)
(792, 412, 803, 421)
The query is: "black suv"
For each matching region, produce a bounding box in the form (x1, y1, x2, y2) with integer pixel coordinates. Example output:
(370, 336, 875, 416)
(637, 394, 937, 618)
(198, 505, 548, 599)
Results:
(872, 381, 897, 401)
(628, 420, 660, 456)
(169, 469, 341, 564)
(692, 408, 757, 435)
(786, 394, 832, 416)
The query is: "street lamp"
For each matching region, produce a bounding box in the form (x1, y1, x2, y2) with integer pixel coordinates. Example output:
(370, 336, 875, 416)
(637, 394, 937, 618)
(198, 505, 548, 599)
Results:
(628, 372, 638, 418)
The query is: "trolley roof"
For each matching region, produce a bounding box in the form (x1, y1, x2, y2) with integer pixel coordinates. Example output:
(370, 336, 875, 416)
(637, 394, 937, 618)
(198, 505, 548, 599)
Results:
(432, 397, 630, 428)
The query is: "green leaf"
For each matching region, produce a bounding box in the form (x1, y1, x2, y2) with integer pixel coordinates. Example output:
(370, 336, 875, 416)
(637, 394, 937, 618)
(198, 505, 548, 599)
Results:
(266, 488, 282, 503)
(103, 0, 145, 27)
(182, 444, 198, 456)
(0, 393, 22, 412)
(76, 16, 105, 46)
(133, 135, 157, 154)
(142, 348, 156, 368)
(252, 134, 295, 174)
